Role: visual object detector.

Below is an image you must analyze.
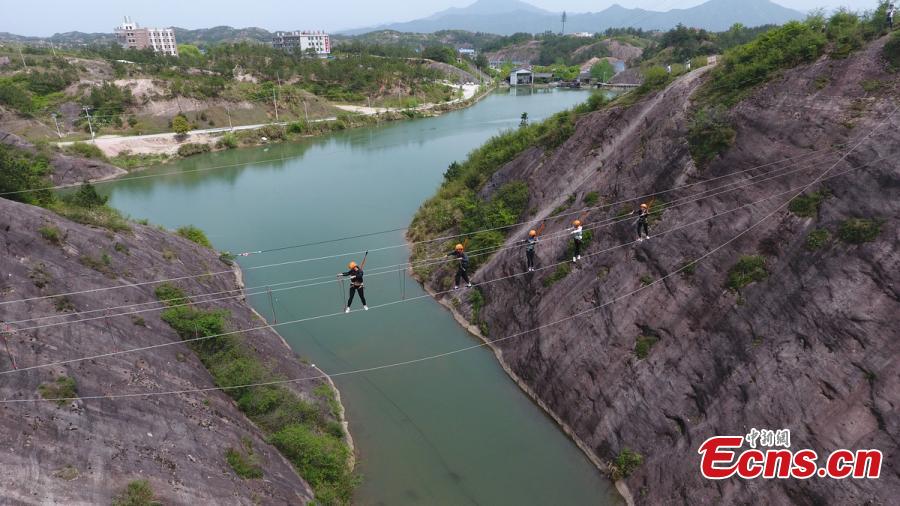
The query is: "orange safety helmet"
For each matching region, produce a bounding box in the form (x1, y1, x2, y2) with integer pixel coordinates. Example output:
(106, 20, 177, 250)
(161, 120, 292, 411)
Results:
(573, 219, 582, 227)
(529, 229, 537, 237)
(348, 261, 358, 269)
(640, 203, 649, 210)
(455, 243, 464, 252)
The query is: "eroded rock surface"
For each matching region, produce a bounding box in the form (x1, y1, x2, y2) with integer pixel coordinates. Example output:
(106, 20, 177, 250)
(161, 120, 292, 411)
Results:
(425, 38, 899, 504)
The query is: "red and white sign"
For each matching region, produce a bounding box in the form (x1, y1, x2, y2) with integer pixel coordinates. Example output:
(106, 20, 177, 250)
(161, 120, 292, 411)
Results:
(698, 429, 882, 480)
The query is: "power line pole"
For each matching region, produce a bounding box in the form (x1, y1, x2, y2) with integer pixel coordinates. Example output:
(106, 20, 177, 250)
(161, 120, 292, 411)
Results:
(225, 106, 233, 131)
(82, 106, 95, 141)
(561, 11, 567, 35)
(303, 101, 309, 123)
(51, 113, 62, 138)
(18, 46, 28, 70)
(272, 87, 279, 122)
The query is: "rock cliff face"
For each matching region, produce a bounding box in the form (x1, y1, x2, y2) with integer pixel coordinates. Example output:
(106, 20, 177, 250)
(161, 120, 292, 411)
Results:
(0, 131, 126, 186)
(425, 38, 898, 503)
(0, 195, 346, 503)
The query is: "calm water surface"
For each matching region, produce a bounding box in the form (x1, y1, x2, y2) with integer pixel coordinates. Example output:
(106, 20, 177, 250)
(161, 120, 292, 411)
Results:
(105, 88, 621, 505)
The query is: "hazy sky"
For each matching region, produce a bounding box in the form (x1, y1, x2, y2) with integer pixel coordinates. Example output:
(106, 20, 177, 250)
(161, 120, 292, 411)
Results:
(1, 0, 880, 36)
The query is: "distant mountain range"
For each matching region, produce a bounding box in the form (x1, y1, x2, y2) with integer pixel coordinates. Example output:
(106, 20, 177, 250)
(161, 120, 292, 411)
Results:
(342, 0, 806, 35)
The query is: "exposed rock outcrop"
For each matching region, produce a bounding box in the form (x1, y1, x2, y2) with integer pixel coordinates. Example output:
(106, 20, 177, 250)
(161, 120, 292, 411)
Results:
(0, 194, 348, 503)
(0, 131, 125, 185)
(422, 37, 899, 504)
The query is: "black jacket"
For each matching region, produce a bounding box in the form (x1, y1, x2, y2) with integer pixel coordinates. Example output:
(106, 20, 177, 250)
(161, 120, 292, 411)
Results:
(449, 251, 469, 270)
(341, 268, 364, 285)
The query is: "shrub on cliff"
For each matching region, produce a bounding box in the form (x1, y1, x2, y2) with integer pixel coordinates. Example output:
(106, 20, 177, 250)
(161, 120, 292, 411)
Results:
(37, 376, 77, 405)
(177, 225, 213, 248)
(789, 190, 829, 218)
(0, 144, 54, 206)
(225, 445, 263, 479)
(726, 255, 768, 292)
(837, 218, 881, 244)
(884, 31, 900, 70)
(612, 448, 644, 480)
(688, 106, 736, 168)
(112, 480, 160, 506)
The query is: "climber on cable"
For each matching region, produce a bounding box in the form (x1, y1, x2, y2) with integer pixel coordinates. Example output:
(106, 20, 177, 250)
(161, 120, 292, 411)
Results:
(338, 254, 368, 313)
(525, 222, 545, 272)
(633, 202, 651, 241)
(448, 243, 473, 289)
(570, 219, 584, 262)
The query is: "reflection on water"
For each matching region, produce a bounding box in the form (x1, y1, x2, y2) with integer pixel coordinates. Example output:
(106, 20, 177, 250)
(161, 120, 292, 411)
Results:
(105, 89, 622, 506)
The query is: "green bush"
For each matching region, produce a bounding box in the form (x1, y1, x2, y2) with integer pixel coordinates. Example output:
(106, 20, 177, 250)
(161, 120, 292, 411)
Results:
(805, 228, 830, 250)
(726, 255, 768, 291)
(885, 31, 900, 70)
(215, 133, 238, 149)
(837, 218, 881, 244)
(172, 114, 190, 135)
(826, 10, 865, 59)
(697, 21, 827, 107)
(0, 79, 33, 113)
(225, 447, 263, 479)
(155, 283, 188, 306)
(583, 191, 600, 206)
(788, 190, 829, 218)
(634, 335, 658, 359)
(269, 424, 353, 502)
(688, 106, 736, 168)
(176, 143, 211, 157)
(287, 121, 309, 134)
(112, 480, 160, 506)
(177, 225, 213, 248)
(38, 376, 77, 405)
(543, 263, 572, 287)
(613, 448, 643, 480)
(38, 225, 62, 244)
(64, 182, 108, 208)
(64, 142, 107, 161)
(0, 144, 54, 206)
(154, 290, 355, 502)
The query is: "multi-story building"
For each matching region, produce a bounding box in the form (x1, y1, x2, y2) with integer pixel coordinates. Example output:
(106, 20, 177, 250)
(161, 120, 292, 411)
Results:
(272, 31, 331, 56)
(114, 16, 178, 57)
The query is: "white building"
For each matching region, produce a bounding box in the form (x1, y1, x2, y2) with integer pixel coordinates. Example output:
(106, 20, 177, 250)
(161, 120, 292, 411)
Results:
(114, 16, 178, 57)
(272, 31, 331, 56)
(457, 48, 476, 57)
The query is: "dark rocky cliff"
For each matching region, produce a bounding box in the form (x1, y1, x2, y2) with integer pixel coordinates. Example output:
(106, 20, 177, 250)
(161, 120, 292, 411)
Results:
(0, 194, 349, 503)
(421, 38, 899, 503)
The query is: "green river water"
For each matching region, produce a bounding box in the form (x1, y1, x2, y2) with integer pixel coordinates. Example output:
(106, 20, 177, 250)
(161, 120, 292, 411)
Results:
(103, 88, 621, 505)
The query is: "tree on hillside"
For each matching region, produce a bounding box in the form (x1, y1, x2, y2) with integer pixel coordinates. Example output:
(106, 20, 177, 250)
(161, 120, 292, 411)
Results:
(590, 60, 615, 82)
(172, 114, 190, 136)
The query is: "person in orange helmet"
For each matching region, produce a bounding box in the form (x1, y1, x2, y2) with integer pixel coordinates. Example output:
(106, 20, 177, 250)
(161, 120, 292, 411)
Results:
(633, 202, 651, 241)
(448, 243, 472, 289)
(525, 222, 545, 272)
(570, 219, 584, 262)
(338, 257, 368, 313)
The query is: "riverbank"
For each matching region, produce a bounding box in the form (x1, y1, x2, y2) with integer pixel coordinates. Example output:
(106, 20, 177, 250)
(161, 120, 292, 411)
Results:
(56, 83, 493, 162)
(231, 262, 356, 470)
(414, 269, 630, 506)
